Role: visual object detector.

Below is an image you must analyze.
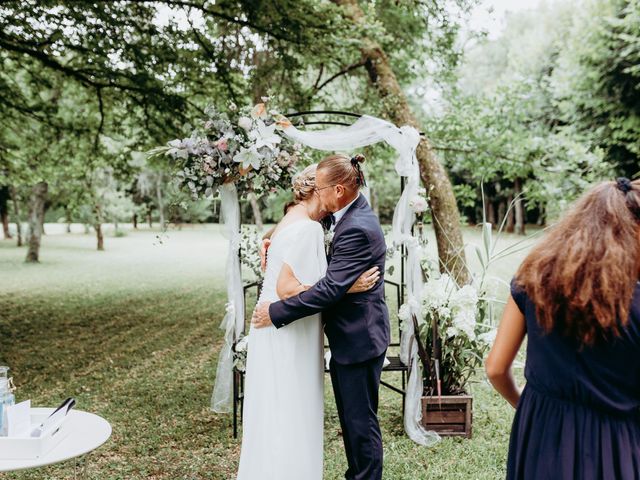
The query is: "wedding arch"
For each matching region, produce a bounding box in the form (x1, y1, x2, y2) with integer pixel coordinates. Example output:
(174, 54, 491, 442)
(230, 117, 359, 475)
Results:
(153, 103, 439, 446)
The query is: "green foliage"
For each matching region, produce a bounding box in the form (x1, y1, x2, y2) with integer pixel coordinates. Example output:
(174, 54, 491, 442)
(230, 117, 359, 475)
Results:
(423, 0, 637, 225)
(551, 0, 640, 178)
(1, 0, 477, 225)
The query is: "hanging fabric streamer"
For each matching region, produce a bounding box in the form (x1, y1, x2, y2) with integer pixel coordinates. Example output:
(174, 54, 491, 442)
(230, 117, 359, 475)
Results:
(211, 183, 246, 413)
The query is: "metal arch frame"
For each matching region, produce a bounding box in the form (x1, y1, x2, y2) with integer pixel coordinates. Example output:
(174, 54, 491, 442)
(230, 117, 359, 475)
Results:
(231, 109, 417, 438)
(286, 110, 427, 137)
(285, 109, 415, 301)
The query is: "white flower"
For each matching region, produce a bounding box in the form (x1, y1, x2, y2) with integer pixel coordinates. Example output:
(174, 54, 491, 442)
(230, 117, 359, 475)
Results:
(324, 231, 334, 251)
(422, 274, 455, 313)
(409, 194, 429, 213)
(478, 329, 497, 345)
(238, 116, 253, 131)
(450, 285, 478, 339)
(249, 120, 282, 151)
(235, 335, 249, 352)
(446, 326, 459, 338)
(167, 139, 189, 159)
(229, 102, 237, 111)
(233, 146, 262, 170)
(398, 303, 411, 323)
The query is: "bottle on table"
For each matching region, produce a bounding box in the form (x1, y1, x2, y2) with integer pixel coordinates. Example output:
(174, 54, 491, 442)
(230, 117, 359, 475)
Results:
(0, 366, 16, 437)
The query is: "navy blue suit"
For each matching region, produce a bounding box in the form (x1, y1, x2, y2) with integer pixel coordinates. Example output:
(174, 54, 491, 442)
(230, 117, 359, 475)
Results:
(269, 194, 389, 480)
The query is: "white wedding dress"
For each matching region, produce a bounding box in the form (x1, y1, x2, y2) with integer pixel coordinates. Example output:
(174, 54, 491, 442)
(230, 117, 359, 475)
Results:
(237, 219, 327, 480)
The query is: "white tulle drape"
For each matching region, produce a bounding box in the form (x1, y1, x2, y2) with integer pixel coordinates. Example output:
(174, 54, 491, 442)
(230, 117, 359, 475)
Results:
(211, 183, 246, 413)
(282, 115, 440, 446)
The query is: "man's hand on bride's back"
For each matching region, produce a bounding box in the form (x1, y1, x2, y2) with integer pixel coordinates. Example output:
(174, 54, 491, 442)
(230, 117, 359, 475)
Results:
(252, 302, 273, 329)
(348, 266, 380, 294)
(260, 239, 271, 272)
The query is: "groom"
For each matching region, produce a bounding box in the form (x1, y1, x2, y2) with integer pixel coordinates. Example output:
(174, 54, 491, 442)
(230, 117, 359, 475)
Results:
(252, 155, 390, 480)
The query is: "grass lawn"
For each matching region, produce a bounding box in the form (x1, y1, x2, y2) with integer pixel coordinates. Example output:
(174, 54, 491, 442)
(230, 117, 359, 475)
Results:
(0, 223, 537, 479)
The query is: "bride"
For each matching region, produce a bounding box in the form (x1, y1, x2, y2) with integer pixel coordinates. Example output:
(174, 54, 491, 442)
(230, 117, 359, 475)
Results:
(236, 163, 380, 480)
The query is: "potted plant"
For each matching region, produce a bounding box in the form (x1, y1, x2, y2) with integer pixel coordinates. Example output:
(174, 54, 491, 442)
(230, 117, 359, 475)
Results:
(399, 222, 500, 439)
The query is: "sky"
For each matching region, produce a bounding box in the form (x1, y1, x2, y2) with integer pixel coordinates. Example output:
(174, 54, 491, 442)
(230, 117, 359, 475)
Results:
(467, 0, 550, 39)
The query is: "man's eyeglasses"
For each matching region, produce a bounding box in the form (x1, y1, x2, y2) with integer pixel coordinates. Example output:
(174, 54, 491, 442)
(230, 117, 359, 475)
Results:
(314, 184, 337, 192)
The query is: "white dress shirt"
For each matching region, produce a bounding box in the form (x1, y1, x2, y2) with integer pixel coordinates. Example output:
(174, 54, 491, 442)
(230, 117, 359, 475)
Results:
(330, 193, 360, 232)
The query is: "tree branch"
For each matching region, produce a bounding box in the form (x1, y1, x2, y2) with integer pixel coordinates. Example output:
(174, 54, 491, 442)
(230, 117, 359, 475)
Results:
(120, 0, 293, 42)
(95, 87, 105, 150)
(313, 63, 325, 90)
(315, 59, 367, 92)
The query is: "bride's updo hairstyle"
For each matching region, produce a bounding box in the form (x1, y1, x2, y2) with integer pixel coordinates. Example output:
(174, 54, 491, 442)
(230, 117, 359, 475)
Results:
(317, 153, 367, 193)
(292, 163, 317, 203)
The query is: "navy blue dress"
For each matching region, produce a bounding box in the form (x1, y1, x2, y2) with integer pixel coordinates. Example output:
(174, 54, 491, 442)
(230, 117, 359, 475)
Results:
(508, 278, 640, 480)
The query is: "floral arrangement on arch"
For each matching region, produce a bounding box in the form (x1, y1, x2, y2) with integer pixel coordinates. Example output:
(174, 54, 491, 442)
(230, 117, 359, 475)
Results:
(233, 333, 249, 372)
(148, 99, 306, 199)
(239, 225, 265, 283)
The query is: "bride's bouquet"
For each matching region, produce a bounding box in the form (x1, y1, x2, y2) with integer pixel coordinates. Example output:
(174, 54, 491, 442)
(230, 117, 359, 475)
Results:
(149, 99, 306, 199)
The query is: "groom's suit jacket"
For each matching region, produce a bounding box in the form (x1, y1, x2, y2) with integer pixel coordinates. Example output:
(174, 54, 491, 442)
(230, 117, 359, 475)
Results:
(269, 194, 390, 365)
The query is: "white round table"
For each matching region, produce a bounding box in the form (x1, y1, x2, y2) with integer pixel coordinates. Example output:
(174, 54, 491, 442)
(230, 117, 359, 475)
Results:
(0, 408, 112, 473)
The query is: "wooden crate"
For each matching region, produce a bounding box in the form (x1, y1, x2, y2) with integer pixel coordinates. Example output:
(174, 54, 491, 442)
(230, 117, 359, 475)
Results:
(421, 395, 473, 438)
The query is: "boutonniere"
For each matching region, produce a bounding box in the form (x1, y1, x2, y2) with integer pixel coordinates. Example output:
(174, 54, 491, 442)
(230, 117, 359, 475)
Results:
(324, 230, 335, 254)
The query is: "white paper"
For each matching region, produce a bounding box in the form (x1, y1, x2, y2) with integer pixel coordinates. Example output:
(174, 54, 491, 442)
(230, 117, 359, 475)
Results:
(6, 400, 31, 437)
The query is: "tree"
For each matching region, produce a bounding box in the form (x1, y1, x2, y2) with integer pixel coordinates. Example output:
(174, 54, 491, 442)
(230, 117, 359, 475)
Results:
(551, 0, 640, 178)
(25, 181, 47, 262)
(322, 0, 472, 284)
(426, 0, 618, 233)
(0, 185, 11, 239)
(2, 1, 479, 281)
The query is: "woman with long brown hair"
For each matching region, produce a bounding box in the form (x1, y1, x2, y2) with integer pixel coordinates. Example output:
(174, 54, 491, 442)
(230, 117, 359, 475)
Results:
(486, 177, 640, 479)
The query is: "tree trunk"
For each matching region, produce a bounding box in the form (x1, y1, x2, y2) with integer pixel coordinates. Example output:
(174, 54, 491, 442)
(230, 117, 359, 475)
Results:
(498, 200, 507, 230)
(371, 185, 380, 219)
(514, 178, 525, 235)
(536, 203, 546, 226)
(506, 194, 515, 233)
(248, 193, 264, 230)
(132, 213, 138, 229)
(486, 196, 496, 227)
(40, 200, 48, 236)
(0, 185, 12, 239)
(156, 173, 165, 229)
(65, 206, 72, 233)
(10, 185, 22, 246)
(334, 0, 469, 284)
(147, 208, 153, 228)
(95, 222, 104, 250)
(94, 204, 104, 251)
(25, 181, 48, 263)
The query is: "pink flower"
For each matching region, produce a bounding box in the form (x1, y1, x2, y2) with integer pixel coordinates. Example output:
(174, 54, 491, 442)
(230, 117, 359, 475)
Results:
(215, 138, 228, 152)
